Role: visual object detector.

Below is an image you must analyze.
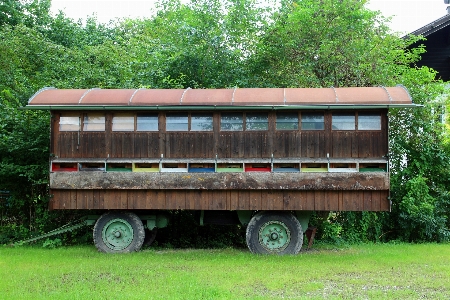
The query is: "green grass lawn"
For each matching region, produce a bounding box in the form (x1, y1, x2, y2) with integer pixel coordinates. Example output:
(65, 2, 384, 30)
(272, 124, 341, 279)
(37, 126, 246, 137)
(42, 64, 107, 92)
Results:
(1, 243, 449, 299)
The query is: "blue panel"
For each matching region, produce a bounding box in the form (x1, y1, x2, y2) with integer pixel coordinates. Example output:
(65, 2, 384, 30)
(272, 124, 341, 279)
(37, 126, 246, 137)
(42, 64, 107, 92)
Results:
(188, 167, 215, 173)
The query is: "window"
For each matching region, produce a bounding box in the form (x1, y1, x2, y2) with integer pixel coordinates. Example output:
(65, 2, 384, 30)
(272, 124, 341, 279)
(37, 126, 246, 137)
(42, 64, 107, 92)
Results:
(166, 113, 188, 131)
(83, 113, 105, 131)
(221, 113, 243, 131)
(137, 113, 158, 131)
(276, 112, 298, 130)
(358, 113, 381, 130)
(332, 114, 355, 130)
(112, 114, 134, 131)
(246, 113, 268, 131)
(191, 113, 213, 131)
(59, 114, 80, 131)
(302, 113, 324, 130)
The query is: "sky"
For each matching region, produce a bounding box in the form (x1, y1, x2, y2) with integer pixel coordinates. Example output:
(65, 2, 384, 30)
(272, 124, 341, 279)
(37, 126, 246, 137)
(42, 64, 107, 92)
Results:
(50, 0, 449, 34)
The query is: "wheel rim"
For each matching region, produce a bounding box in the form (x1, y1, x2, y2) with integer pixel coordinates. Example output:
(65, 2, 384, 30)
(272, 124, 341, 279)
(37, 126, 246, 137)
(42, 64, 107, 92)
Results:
(258, 220, 291, 253)
(102, 218, 134, 251)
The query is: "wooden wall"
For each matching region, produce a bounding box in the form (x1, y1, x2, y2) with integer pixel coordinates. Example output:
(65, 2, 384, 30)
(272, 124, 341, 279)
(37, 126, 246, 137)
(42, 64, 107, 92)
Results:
(51, 110, 388, 159)
(50, 189, 390, 212)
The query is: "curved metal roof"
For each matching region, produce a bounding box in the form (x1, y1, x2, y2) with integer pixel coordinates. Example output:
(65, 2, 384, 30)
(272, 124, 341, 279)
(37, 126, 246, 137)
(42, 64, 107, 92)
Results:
(26, 86, 416, 110)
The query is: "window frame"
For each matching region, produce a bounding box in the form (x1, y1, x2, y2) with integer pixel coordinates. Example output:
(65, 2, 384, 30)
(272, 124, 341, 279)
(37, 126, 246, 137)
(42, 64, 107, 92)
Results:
(136, 113, 159, 132)
(357, 112, 382, 131)
(220, 112, 244, 131)
(166, 113, 189, 132)
(276, 112, 299, 131)
(301, 112, 325, 131)
(190, 113, 214, 132)
(83, 113, 106, 132)
(59, 114, 80, 132)
(332, 113, 356, 131)
(245, 112, 269, 131)
(112, 113, 135, 132)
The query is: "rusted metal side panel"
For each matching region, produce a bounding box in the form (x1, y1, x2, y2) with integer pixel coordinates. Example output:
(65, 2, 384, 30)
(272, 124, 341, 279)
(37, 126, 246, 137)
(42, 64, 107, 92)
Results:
(49, 189, 390, 211)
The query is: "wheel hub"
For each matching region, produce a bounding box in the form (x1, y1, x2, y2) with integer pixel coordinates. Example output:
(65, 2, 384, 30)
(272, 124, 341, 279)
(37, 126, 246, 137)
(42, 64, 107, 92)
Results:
(102, 218, 134, 251)
(258, 220, 291, 253)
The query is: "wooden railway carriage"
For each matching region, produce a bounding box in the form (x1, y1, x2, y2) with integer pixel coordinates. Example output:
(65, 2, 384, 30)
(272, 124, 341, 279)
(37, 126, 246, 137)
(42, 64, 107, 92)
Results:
(27, 86, 416, 254)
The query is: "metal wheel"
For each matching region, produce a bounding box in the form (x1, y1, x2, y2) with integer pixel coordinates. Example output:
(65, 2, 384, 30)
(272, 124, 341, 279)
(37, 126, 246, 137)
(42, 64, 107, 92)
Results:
(246, 211, 303, 255)
(93, 211, 145, 253)
(143, 228, 158, 247)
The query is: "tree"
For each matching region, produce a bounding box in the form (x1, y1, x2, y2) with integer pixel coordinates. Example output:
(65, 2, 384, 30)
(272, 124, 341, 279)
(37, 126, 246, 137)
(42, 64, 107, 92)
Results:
(250, 0, 425, 88)
(118, 0, 271, 88)
(0, 0, 51, 28)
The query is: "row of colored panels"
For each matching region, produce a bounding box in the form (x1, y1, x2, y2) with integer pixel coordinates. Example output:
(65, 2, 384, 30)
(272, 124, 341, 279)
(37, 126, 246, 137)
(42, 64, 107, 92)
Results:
(51, 162, 387, 173)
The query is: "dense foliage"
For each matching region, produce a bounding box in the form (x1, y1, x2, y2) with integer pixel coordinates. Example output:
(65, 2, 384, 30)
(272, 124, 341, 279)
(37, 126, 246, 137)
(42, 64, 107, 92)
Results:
(0, 0, 448, 247)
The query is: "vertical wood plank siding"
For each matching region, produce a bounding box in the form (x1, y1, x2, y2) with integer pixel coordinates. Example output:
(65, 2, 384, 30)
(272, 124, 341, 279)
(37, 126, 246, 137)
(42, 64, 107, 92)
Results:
(50, 109, 390, 212)
(52, 111, 388, 159)
(50, 189, 390, 212)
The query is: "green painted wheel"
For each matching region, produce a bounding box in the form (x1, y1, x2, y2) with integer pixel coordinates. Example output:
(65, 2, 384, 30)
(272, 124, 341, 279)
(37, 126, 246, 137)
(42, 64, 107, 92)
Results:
(246, 212, 303, 255)
(93, 212, 145, 253)
(102, 218, 134, 251)
(258, 220, 291, 252)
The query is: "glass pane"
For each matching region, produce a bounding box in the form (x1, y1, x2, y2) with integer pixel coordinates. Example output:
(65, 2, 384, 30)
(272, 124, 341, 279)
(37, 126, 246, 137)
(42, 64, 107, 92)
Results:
(221, 113, 243, 131)
(137, 113, 158, 131)
(246, 113, 268, 131)
(191, 113, 213, 131)
(83, 113, 105, 131)
(276, 112, 298, 130)
(301, 113, 324, 130)
(166, 114, 188, 131)
(332, 114, 355, 130)
(358, 113, 381, 130)
(59, 115, 80, 131)
(112, 114, 134, 131)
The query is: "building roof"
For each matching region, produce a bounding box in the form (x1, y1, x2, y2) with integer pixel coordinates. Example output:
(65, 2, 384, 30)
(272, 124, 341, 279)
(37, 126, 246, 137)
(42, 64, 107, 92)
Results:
(26, 86, 416, 110)
(408, 13, 450, 37)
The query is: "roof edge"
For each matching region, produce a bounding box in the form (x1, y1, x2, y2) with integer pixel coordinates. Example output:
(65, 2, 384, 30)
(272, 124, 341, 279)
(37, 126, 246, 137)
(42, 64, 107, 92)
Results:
(23, 104, 423, 111)
(27, 87, 56, 104)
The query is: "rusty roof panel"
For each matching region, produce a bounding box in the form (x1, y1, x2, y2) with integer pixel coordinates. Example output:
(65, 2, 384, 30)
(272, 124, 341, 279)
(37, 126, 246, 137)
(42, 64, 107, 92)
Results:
(27, 86, 414, 108)
(335, 87, 390, 104)
(29, 89, 89, 105)
(233, 88, 284, 105)
(182, 89, 234, 105)
(80, 89, 135, 105)
(384, 86, 412, 104)
(285, 88, 336, 104)
(132, 89, 185, 105)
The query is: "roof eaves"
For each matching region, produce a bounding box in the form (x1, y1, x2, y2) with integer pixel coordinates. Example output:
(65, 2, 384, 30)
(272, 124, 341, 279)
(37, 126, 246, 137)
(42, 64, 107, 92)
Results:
(405, 13, 450, 38)
(22, 104, 423, 111)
